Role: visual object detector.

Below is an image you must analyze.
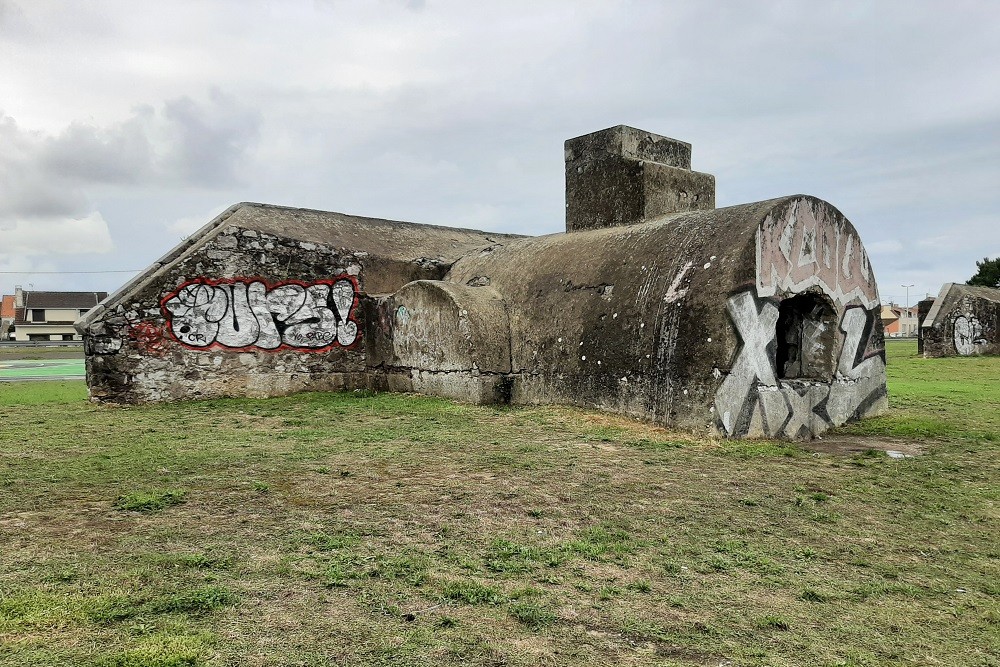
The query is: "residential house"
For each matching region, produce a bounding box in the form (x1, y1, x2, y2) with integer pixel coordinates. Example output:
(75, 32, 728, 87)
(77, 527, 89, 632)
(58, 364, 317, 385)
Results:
(883, 303, 919, 337)
(879, 305, 899, 334)
(11, 287, 107, 341)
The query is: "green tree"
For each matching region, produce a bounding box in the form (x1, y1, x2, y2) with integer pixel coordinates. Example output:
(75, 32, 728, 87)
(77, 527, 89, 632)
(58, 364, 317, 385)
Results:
(967, 257, 1000, 288)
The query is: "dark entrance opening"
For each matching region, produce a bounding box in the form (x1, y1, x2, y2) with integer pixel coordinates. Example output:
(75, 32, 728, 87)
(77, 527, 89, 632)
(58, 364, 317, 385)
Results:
(775, 293, 836, 380)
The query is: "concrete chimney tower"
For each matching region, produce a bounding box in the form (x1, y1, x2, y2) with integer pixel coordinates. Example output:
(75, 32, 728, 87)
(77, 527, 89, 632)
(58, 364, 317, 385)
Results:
(564, 125, 715, 232)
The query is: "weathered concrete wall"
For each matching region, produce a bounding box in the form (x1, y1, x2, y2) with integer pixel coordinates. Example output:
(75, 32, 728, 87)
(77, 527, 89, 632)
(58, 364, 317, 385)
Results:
(79, 129, 887, 440)
(565, 126, 715, 232)
(916, 297, 936, 355)
(445, 195, 885, 438)
(78, 204, 519, 403)
(922, 284, 1000, 357)
(364, 280, 513, 403)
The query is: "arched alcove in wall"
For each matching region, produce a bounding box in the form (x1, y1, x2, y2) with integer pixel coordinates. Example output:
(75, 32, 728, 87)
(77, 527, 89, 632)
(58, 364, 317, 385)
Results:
(775, 293, 837, 380)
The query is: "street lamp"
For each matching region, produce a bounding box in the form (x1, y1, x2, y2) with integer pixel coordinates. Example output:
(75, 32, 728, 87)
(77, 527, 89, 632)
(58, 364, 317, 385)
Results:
(901, 284, 914, 310)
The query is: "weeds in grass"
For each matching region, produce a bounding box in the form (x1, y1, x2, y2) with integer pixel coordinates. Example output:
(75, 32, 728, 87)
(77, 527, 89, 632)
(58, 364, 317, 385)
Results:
(626, 579, 652, 593)
(620, 617, 673, 642)
(114, 489, 186, 512)
(149, 552, 234, 571)
(96, 637, 204, 667)
(756, 615, 791, 630)
(86, 596, 142, 624)
(798, 587, 830, 602)
(484, 539, 564, 573)
(508, 600, 555, 630)
(368, 553, 429, 585)
(701, 540, 784, 575)
(322, 560, 353, 588)
(625, 438, 686, 451)
(440, 580, 504, 605)
(564, 523, 634, 561)
(597, 585, 622, 601)
(146, 586, 237, 615)
(304, 530, 361, 551)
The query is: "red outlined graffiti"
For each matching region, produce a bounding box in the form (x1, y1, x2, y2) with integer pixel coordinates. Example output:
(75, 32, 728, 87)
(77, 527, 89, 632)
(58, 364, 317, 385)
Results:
(160, 276, 361, 352)
(127, 321, 169, 357)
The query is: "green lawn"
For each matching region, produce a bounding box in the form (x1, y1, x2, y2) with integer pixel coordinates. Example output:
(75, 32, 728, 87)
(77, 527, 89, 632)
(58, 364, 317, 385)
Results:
(842, 340, 1000, 441)
(0, 359, 86, 380)
(0, 341, 996, 666)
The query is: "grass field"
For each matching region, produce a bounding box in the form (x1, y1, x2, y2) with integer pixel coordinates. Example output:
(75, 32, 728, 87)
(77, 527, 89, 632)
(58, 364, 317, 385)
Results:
(0, 340, 996, 666)
(0, 345, 84, 361)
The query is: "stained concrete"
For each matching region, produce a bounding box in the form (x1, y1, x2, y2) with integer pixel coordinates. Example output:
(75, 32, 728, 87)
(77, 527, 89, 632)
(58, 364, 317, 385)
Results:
(565, 126, 715, 231)
(77, 125, 887, 439)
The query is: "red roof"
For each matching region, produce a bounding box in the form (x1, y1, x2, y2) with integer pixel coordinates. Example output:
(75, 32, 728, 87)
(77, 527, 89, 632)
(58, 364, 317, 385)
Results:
(0, 295, 14, 319)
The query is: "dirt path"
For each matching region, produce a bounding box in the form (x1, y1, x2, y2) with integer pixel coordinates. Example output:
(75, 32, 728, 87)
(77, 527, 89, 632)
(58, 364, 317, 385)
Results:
(801, 434, 924, 457)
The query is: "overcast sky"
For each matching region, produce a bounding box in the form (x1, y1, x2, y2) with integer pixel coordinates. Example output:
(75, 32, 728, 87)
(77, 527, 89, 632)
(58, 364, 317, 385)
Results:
(1, 0, 997, 306)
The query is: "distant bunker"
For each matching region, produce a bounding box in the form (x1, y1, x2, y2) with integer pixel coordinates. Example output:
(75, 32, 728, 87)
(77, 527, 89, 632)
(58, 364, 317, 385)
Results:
(77, 125, 887, 439)
(920, 283, 1000, 357)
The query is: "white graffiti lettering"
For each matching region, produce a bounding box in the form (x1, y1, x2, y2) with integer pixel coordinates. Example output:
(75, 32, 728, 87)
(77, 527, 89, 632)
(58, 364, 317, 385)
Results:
(715, 291, 780, 435)
(162, 278, 359, 350)
(715, 290, 886, 438)
(953, 314, 986, 355)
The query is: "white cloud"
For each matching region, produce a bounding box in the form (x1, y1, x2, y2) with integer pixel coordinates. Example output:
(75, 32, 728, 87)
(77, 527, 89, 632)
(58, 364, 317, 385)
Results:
(0, 90, 259, 276)
(0, 0, 997, 301)
(1, 90, 260, 190)
(865, 240, 904, 256)
(40, 114, 154, 184)
(167, 205, 229, 238)
(0, 212, 113, 256)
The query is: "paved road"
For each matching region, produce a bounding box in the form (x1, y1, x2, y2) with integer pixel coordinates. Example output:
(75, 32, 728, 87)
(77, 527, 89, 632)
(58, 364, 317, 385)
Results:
(0, 359, 86, 381)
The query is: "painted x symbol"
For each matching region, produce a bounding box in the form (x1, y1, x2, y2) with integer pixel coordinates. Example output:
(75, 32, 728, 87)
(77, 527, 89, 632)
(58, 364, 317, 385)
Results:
(715, 291, 779, 435)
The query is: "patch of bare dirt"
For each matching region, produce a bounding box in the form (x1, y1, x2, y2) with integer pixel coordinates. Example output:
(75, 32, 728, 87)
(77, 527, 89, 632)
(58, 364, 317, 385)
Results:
(801, 435, 925, 457)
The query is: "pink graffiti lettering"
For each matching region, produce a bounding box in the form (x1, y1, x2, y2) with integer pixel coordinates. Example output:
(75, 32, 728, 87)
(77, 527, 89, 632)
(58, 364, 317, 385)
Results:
(757, 199, 878, 309)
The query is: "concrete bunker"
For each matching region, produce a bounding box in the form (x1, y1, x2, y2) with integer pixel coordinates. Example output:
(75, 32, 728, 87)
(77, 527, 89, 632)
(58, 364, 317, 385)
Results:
(920, 283, 1000, 357)
(77, 125, 887, 439)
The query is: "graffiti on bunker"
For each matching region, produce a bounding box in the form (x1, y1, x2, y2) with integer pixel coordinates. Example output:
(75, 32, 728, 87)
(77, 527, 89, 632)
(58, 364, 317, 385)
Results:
(709, 199, 889, 437)
(76, 130, 890, 439)
(162, 277, 359, 351)
(757, 199, 878, 309)
(953, 313, 986, 355)
(714, 291, 885, 439)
